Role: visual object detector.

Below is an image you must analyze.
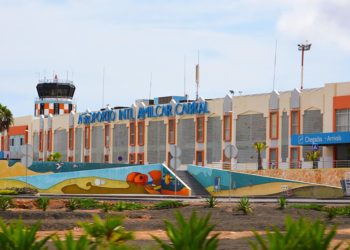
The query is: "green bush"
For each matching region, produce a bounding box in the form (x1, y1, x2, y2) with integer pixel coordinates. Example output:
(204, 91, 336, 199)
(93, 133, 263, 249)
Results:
(277, 197, 287, 210)
(100, 202, 112, 213)
(291, 204, 325, 211)
(0, 219, 52, 250)
(205, 196, 218, 208)
(325, 207, 337, 220)
(36, 197, 50, 211)
(53, 232, 94, 250)
(79, 214, 133, 249)
(0, 196, 13, 211)
(250, 216, 341, 250)
(152, 200, 185, 210)
(0, 189, 18, 195)
(74, 198, 99, 209)
(112, 202, 146, 212)
(65, 199, 79, 211)
(152, 211, 219, 250)
(236, 197, 253, 215)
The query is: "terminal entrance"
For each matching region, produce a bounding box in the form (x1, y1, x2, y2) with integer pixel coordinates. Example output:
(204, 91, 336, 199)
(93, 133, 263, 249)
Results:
(335, 144, 350, 167)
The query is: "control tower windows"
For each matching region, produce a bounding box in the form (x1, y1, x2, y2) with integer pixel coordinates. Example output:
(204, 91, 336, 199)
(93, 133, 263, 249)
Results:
(54, 103, 59, 115)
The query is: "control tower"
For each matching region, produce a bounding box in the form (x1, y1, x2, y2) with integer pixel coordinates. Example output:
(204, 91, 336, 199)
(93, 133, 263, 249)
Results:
(34, 75, 76, 117)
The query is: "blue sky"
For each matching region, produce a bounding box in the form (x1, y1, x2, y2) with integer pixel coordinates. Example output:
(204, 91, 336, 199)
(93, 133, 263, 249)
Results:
(1, 0, 350, 116)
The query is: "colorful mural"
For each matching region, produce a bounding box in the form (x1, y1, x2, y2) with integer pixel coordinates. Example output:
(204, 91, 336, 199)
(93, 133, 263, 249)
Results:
(188, 165, 344, 198)
(0, 161, 190, 196)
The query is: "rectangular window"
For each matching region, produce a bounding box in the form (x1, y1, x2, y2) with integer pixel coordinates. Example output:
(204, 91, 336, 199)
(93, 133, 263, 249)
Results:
(269, 148, 278, 169)
(196, 117, 205, 143)
(47, 129, 52, 151)
(223, 114, 232, 142)
(129, 122, 136, 146)
(84, 126, 90, 149)
(40, 103, 45, 115)
(105, 124, 110, 148)
(137, 153, 144, 165)
(69, 104, 73, 112)
(20, 138, 24, 146)
(129, 153, 136, 164)
(137, 121, 145, 146)
(336, 109, 350, 132)
(290, 147, 300, 169)
(54, 103, 59, 115)
(84, 155, 90, 163)
(68, 128, 74, 150)
(104, 154, 109, 163)
(291, 110, 300, 135)
(68, 156, 73, 162)
(270, 112, 278, 139)
(39, 131, 43, 152)
(168, 118, 176, 144)
(10, 138, 15, 147)
(196, 150, 204, 166)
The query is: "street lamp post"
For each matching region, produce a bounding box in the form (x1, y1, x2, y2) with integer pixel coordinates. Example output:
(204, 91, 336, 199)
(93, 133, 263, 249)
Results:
(298, 41, 312, 90)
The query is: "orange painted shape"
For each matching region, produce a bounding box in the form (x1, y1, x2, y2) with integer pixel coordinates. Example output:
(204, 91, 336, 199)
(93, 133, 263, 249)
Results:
(59, 103, 64, 109)
(44, 103, 49, 109)
(8, 125, 28, 136)
(333, 95, 350, 109)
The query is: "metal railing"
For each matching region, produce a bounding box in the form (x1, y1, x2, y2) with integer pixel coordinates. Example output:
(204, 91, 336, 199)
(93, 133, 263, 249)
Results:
(210, 160, 350, 170)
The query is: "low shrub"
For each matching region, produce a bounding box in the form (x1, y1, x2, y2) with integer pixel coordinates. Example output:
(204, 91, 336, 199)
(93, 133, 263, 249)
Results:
(112, 201, 146, 211)
(79, 214, 133, 248)
(152, 211, 219, 250)
(250, 216, 341, 250)
(74, 198, 99, 209)
(236, 197, 253, 215)
(325, 207, 337, 220)
(277, 197, 287, 210)
(0, 196, 13, 211)
(291, 204, 325, 211)
(206, 195, 218, 208)
(152, 200, 185, 210)
(36, 197, 50, 211)
(0, 219, 52, 250)
(53, 232, 93, 250)
(100, 202, 112, 213)
(66, 199, 79, 211)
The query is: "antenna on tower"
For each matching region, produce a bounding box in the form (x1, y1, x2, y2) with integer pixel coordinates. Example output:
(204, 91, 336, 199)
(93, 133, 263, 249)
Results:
(184, 55, 186, 97)
(195, 50, 200, 100)
(149, 72, 153, 100)
(272, 40, 278, 90)
(102, 66, 105, 107)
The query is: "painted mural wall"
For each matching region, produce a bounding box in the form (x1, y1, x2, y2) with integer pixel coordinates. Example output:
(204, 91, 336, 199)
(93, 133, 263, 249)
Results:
(188, 165, 344, 198)
(0, 160, 190, 196)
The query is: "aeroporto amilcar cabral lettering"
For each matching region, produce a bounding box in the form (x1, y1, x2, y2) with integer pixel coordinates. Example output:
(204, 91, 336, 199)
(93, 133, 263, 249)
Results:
(78, 101, 209, 125)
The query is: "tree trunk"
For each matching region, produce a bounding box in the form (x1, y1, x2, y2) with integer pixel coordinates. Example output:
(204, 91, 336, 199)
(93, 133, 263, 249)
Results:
(257, 151, 263, 170)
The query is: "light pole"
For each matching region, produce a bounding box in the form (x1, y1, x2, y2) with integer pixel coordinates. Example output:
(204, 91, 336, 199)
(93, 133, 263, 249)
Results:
(298, 41, 312, 90)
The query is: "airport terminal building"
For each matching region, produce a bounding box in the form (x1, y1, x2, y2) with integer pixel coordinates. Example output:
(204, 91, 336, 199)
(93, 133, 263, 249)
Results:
(1, 78, 350, 169)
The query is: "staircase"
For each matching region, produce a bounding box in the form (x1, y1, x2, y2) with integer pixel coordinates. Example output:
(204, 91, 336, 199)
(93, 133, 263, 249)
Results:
(174, 170, 209, 197)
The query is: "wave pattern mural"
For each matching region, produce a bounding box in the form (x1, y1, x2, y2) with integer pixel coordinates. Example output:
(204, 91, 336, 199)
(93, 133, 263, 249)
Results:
(188, 165, 343, 198)
(0, 161, 190, 196)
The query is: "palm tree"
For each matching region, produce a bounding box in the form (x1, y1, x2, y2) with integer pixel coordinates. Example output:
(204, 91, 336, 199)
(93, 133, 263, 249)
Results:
(306, 150, 320, 169)
(47, 152, 62, 162)
(0, 104, 13, 133)
(253, 142, 267, 170)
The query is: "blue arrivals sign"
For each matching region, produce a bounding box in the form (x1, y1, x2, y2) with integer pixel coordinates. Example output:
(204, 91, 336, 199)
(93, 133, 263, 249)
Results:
(78, 101, 210, 125)
(291, 132, 350, 146)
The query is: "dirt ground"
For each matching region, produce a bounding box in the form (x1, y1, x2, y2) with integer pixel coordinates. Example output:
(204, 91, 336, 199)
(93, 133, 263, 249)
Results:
(2, 200, 350, 250)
